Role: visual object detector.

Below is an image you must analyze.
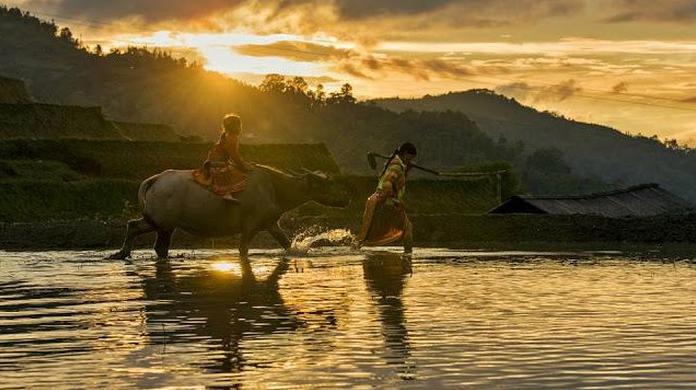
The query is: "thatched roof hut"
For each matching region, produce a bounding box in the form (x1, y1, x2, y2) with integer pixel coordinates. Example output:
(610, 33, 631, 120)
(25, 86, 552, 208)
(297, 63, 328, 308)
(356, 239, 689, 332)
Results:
(488, 183, 693, 217)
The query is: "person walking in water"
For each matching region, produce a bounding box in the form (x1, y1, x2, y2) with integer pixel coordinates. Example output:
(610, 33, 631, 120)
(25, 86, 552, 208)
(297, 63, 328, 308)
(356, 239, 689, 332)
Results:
(192, 114, 255, 203)
(352, 142, 417, 254)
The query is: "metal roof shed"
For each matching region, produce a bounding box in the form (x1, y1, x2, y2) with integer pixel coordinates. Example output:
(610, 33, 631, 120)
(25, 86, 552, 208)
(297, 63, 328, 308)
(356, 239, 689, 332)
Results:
(488, 183, 693, 218)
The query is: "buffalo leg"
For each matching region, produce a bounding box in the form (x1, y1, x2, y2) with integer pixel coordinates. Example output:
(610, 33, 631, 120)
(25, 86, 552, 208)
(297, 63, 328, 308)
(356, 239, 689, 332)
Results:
(154, 229, 174, 259)
(268, 223, 291, 251)
(238, 231, 256, 277)
(109, 218, 156, 259)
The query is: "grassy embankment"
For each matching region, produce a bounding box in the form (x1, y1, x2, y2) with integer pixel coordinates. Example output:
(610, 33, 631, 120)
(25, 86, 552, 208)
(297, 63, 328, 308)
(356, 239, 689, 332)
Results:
(0, 140, 336, 221)
(3, 139, 694, 251)
(0, 139, 500, 223)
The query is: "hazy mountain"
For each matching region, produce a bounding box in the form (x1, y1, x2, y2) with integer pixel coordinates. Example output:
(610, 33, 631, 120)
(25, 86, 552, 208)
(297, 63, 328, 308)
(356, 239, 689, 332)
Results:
(3, 6, 691, 200)
(0, 7, 521, 174)
(373, 90, 696, 201)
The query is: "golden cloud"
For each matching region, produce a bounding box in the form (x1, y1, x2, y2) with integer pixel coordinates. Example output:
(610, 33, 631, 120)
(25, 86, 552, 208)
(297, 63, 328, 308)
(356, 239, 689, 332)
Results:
(22, 0, 591, 44)
(233, 40, 474, 81)
(496, 79, 583, 103)
(234, 41, 353, 62)
(612, 81, 629, 94)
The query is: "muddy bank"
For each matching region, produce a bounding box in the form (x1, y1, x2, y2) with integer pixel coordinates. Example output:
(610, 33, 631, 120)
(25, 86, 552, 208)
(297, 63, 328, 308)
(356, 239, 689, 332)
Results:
(0, 217, 354, 251)
(3, 213, 696, 252)
(0, 219, 252, 251)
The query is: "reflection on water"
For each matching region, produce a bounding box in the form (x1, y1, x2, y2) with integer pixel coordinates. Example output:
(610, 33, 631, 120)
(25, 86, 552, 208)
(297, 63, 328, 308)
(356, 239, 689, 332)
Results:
(1, 249, 696, 389)
(141, 256, 298, 382)
(363, 254, 415, 380)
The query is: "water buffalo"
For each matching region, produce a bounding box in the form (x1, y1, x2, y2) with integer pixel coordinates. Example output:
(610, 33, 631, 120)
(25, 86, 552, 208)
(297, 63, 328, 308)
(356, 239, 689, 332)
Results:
(109, 165, 350, 269)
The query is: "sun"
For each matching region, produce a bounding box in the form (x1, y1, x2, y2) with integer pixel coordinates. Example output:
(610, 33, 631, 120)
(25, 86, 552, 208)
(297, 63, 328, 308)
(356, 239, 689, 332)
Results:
(109, 30, 326, 78)
(200, 45, 322, 77)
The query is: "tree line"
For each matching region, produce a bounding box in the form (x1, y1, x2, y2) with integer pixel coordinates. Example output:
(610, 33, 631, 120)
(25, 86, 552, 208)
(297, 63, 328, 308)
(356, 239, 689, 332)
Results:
(0, 5, 632, 197)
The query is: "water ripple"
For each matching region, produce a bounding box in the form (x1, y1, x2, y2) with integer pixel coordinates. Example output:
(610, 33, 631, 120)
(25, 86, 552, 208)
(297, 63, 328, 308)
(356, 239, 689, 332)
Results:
(1, 249, 696, 388)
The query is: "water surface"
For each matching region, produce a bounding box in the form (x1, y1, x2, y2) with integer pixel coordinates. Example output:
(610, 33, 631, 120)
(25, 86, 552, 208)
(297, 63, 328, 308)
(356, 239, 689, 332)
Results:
(1, 248, 696, 389)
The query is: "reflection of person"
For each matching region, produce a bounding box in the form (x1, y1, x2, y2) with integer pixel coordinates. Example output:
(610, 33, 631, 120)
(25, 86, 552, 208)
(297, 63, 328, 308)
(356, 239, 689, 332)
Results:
(194, 114, 255, 203)
(353, 142, 417, 253)
(362, 253, 415, 379)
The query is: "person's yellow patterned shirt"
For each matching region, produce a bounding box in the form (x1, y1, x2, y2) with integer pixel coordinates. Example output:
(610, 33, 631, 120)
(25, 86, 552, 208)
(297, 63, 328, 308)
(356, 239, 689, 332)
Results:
(377, 154, 407, 201)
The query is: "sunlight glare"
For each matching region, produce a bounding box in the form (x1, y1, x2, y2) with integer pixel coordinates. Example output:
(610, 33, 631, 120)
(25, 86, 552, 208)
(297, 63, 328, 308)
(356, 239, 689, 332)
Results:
(201, 47, 324, 76)
(211, 261, 240, 274)
(111, 30, 308, 49)
(110, 30, 329, 77)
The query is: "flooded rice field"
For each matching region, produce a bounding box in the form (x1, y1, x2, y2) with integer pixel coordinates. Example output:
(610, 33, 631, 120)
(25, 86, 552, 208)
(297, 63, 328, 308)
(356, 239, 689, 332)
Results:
(1, 247, 696, 389)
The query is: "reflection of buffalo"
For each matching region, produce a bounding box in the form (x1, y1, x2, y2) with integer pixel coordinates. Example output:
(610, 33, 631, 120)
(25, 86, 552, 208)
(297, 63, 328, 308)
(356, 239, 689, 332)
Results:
(110, 166, 350, 272)
(363, 253, 416, 379)
(140, 258, 300, 375)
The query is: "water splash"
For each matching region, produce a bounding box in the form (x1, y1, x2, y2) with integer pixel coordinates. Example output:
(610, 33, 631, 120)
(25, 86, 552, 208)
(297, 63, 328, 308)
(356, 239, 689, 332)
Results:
(290, 227, 354, 252)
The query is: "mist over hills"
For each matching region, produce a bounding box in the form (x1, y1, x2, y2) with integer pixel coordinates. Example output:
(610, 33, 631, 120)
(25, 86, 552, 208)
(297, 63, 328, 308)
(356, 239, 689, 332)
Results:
(0, 8, 519, 180)
(373, 91, 696, 201)
(1, 6, 695, 201)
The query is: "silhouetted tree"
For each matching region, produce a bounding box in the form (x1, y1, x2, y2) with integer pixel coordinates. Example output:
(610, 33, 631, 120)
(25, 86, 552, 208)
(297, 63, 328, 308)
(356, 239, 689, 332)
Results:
(58, 27, 78, 46)
(259, 74, 287, 94)
(525, 148, 570, 176)
(327, 83, 356, 105)
(314, 84, 326, 106)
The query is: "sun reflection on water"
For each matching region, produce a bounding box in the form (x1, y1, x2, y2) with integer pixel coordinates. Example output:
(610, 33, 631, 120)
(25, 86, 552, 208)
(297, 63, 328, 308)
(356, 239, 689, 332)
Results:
(4, 250, 696, 389)
(211, 261, 240, 274)
(210, 260, 270, 276)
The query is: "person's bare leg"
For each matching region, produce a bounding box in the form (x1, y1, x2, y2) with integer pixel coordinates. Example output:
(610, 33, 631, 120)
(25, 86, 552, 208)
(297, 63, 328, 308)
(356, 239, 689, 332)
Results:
(402, 218, 413, 255)
(222, 194, 241, 203)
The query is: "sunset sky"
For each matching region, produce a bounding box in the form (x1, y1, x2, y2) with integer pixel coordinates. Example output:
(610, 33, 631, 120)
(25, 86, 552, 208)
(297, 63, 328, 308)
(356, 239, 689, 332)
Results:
(6, 0, 696, 143)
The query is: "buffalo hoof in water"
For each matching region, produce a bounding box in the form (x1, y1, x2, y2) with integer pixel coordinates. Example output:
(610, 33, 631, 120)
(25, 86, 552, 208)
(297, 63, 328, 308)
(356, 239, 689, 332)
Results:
(107, 251, 130, 260)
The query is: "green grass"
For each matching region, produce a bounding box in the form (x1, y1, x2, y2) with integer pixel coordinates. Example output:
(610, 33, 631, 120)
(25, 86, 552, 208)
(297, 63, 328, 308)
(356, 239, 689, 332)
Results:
(0, 140, 503, 222)
(0, 175, 501, 222)
(0, 139, 342, 179)
(296, 175, 502, 218)
(0, 159, 84, 181)
(0, 179, 138, 221)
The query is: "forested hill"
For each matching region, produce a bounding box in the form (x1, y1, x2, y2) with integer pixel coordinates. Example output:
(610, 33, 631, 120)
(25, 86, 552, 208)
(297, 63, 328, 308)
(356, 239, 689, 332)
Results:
(373, 90, 696, 201)
(0, 75, 33, 103)
(1, 6, 692, 199)
(0, 8, 527, 180)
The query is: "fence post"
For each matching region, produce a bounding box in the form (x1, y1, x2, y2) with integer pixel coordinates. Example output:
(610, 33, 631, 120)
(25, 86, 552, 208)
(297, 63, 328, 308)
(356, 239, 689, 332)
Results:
(496, 172, 502, 205)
